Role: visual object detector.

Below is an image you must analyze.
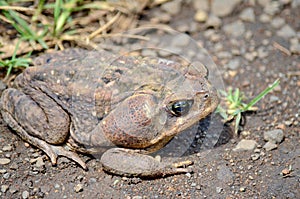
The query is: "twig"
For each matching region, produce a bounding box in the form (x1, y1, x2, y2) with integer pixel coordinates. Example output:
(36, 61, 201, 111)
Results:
(0, 6, 35, 12)
(88, 12, 121, 40)
(273, 42, 291, 56)
(287, 71, 300, 77)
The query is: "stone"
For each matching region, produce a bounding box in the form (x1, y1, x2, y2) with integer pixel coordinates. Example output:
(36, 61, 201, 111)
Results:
(277, 25, 296, 39)
(35, 157, 45, 167)
(194, 10, 208, 22)
(259, 14, 272, 23)
(263, 141, 278, 151)
(74, 184, 84, 193)
(22, 191, 29, 199)
(2, 145, 13, 152)
(258, 0, 271, 6)
(206, 14, 222, 29)
(171, 34, 190, 47)
(227, 58, 240, 70)
(251, 153, 260, 160)
(0, 158, 11, 165)
(290, 38, 300, 54)
(1, 185, 9, 193)
(193, 0, 209, 11)
(264, 1, 281, 15)
(257, 47, 269, 58)
(244, 52, 257, 62)
(239, 8, 255, 22)
(233, 139, 258, 152)
(161, 0, 182, 16)
(223, 20, 245, 37)
(211, 0, 242, 17)
(264, 129, 284, 143)
(271, 17, 285, 29)
(216, 187, 223, 193)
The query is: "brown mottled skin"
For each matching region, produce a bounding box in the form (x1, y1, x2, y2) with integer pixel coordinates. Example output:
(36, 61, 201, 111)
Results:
(0, 49, 218, 177)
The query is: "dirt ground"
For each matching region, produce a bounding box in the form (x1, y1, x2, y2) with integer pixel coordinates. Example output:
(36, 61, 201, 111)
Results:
(0, 1, 299, 198)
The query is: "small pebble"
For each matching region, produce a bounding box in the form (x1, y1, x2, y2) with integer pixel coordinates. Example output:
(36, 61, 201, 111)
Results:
(259, 14, 272, 23)
(35, 157, 45, 167)
(193, 0, 209, 11)
(0, 158, 11, 165)
(223, 20, 245, 37)
(2, 145, 13, 152)
(185, 172, 192, 178)
(239, 187, 246, 192)
(227, 58, 240, 70)
(277, 25, 296, 39)
(0, 169, 7, 174)
(1, 185, 9, 193)
(258, 0, 271, 7)
(74, 184, 84, 193)
(216, 187, 223, 193)
(211, 0, 241, 17)
(263, 142, 278, 151)
(239, 8, 255, 22)
(9, 187, 17, 194)
(89, 178, 97, 183)
(251, 153, 260, 161)
(206, 14, 222, 28)
(171, 34, 190, 47)
(194, 10, 208, 22)
(264, 129, 284, 143)
(160, 0, 181, 16)
(233, 139, 258, 152)
(264, 1, 280, 15)
(22, 191, 29, 199)
(132, 196, 143, 199)
(3, 173, 10, 179)
(271, 17, 285, 29)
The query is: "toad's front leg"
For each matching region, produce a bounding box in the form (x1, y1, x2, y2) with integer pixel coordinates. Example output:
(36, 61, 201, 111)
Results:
(100, 148, 193, 178)
(0, 87, 86, 169)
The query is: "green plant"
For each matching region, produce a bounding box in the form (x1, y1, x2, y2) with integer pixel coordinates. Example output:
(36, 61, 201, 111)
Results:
(217, 79, 280, 134)
(0, 41, 32, 79)
(0, 0, 113, 51)
(0, 1, 49, 49)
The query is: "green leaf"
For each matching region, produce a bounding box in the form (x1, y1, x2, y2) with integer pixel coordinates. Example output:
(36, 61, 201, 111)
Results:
(243, 79, 280, 111)
(234, 112, 242, 134)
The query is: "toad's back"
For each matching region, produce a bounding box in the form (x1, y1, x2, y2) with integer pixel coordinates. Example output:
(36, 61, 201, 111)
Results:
(15, 49, 186, 134)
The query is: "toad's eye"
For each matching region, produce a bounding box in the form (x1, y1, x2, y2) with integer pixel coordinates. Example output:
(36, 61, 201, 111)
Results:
(167, 100, 194, 117)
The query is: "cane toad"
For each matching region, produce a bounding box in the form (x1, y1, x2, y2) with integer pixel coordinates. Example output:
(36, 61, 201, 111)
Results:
(0, 48, 218, 177)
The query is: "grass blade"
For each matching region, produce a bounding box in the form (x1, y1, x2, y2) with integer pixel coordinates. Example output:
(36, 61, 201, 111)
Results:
(243, 79, 280, 111)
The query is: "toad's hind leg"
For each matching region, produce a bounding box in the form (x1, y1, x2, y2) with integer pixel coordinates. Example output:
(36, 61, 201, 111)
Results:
(1, 88, 86, 169)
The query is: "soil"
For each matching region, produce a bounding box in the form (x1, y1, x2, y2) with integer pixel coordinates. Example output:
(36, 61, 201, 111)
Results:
(0, 1, 299, 199)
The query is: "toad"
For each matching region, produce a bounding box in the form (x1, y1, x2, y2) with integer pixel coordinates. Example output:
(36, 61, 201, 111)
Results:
(0, 48, 218, 177)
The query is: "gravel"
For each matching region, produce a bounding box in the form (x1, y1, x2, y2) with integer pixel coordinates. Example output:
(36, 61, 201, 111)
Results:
(0, 158, 11, 165)
(276, 25, 297, 39)
(160, 0, 182, 16)
(223, 20, 245, 37)
(239, 8, 256, 22)
(233, 139, 258, 152)
(264, 129, 284, 143)
(211, 0, 241, 17)
(263, 142, 278, 151)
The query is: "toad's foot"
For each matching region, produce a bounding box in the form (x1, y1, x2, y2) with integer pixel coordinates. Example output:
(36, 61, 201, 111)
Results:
(1, 110, 87, 170)
(100, 148, 193, 178)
